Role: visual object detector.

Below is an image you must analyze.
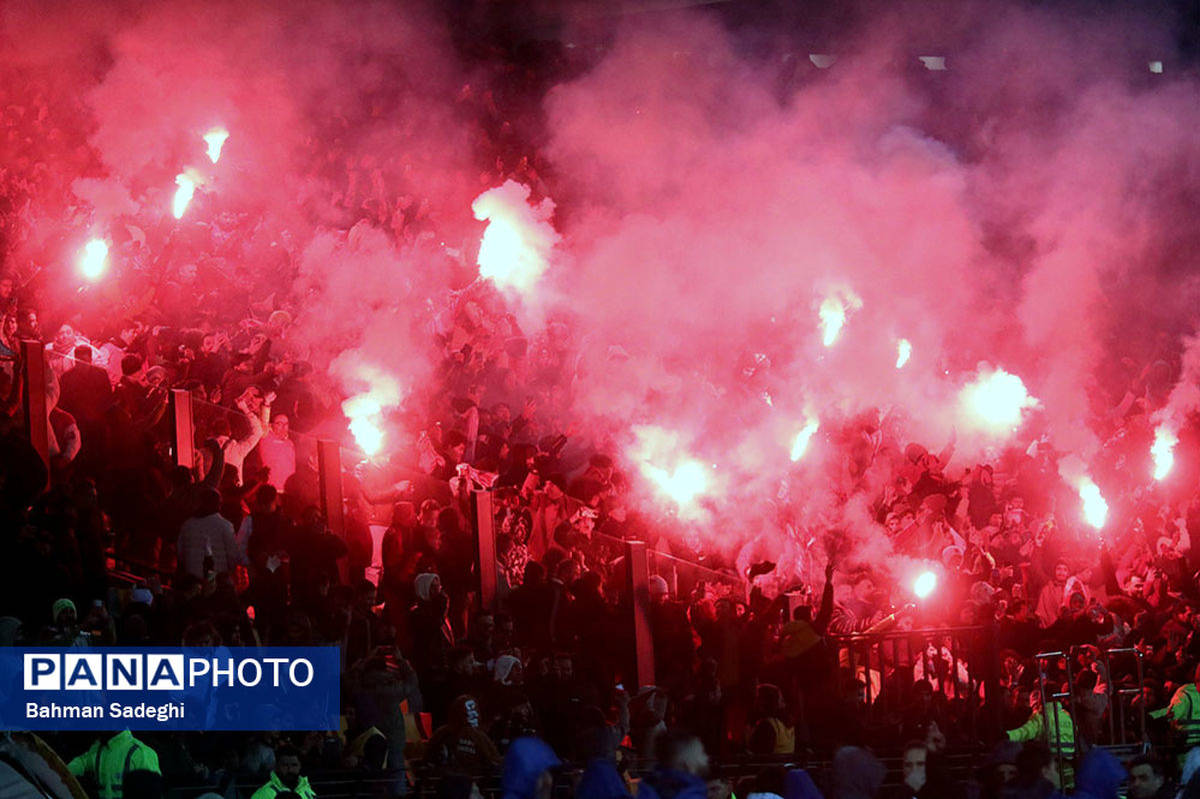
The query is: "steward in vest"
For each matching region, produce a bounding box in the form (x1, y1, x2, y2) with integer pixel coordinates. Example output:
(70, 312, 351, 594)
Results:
(1007, 689, 1075, 788)
(67, 730, 160, 799)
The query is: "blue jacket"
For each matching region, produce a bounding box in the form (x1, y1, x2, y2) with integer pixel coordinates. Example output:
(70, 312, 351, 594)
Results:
(577, 759, 632, 799)
(784, 769, 823, 799)
(1073, 749, 1125, 799)
(637, 769, 708, 799)
(501, 738, 561, 799)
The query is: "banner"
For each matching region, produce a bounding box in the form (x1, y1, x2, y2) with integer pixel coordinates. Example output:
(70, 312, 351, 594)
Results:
(0, 647, 340, 731)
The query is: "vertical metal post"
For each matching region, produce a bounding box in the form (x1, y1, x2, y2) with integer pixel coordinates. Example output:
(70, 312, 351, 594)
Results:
(472, 489, 498, 612)
(317, 440, 345, 537)
(20, 340, 50, 485)
(625, 540, 656, 689)
(170, 388, 195, 474)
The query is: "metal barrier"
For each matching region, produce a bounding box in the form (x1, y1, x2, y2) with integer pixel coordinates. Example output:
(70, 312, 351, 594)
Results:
(1033, 644, 1147, 776)
(828, 626, 992, 740)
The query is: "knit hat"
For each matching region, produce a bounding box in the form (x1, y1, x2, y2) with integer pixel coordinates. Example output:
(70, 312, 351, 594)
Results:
(52, 598, 76, 623)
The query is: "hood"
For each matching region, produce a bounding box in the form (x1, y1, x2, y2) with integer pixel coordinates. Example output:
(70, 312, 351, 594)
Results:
(577, 758, 631, 799)
(1074, 749, 1125, 799)
(784, 769, 823, 799)
(414, 573, 439, 602)
(501, 737, 560, 799)
(494, 655, 521, 685)
(831, 747, 884, 799)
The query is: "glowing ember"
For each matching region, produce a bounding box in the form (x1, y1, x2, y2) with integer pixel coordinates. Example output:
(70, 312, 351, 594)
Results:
(1152, 425, 1178, 481)
(913, 570, 937, 599)
(79, 238, 109, 281)
(790, 417, 820, 462)
(896, 338, 912, 369)
(172, 172, 197, 219)
(472, 180, 558, 293)
(1078, 477, 1108, 530)
(204, 127, 229, 163)
(959, 367, 1038, 431)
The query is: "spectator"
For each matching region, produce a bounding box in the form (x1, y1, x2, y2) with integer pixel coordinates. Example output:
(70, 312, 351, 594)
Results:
(178, 487, 244, 580)
(250, 745, 315, 799)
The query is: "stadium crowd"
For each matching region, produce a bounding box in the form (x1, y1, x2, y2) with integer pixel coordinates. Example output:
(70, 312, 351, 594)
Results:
(5, 28, 1200, 799)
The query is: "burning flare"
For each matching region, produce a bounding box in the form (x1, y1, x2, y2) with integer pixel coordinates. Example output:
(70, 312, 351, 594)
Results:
(79, 238, 109, 281)
(339, 363, 402, 458)
(643, 460, 708, 508)
(913, 570, 937, 599)
(896, 338, 912, 369)
(1152, 425, 1178, 481)
(172, 172, 198, 219)
(816, 288, 862, 347)
(204, 127, 229, 164)
(1078, 477, 1108, 530)
(472, 180, 559, 293)
(790, 416, 820, 462)
(631, 425, 709, 511)
(344, 395, 385, 457)
(959, 367, 1038, 432)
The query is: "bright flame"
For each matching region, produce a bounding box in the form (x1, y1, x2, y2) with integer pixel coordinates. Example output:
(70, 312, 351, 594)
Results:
(913, 570, 937, 599)
(338, 363, 402, 458)
(643, 460, 708, 508)
(959, 367, 1038, 431)
(631, 425, 710, 512)
(472, 181, 558, 293)
(172, 172, 197, 219)
(896, 338, 912, 369)
(346, 404, 385, 456)
(1152, 425, 1178, 481)
(204, 127, 229, 163)
(1078, 477, 1108, 530)
(816, 288, 862, 347)
(79, 239, 109, 281)
(790, 417, 820, 462)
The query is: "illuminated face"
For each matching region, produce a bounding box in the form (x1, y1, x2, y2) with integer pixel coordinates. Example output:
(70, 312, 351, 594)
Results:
(271, 415, 289, 438)
(2, 315, 16, 337)
(0, 278, 12, 298)
(1128, 765, 1162, 799)
(276, 755, 302, 788)
(903, 747, 927, 791)
(1054, 564, 1070, 583)
(202, 334, 218, 354)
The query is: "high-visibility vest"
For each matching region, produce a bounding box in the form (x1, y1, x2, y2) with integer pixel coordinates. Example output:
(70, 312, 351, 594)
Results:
(1008, 701, 1076, 785)
(67, 731, 160, 799)
(1169, 683, 1200, 747)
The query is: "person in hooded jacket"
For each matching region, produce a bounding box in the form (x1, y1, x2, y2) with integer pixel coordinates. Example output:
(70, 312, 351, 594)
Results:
(636, 729, 710, 799)
(1001, 742, 1065, 799)
(831, 746, 885, 799)
(425, 695, 501, 775)
(500, 737, 559, 799)
(1070, 749, 1124, 799)
(576, 757, 633, 799)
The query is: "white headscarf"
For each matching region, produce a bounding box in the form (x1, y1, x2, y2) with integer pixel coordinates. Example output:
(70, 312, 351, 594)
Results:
(493, 654, 521, 685)
(414, 573, 440, 602)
